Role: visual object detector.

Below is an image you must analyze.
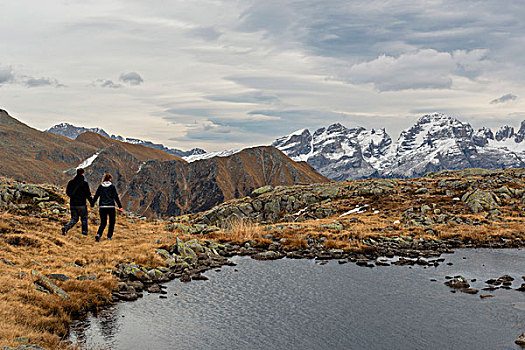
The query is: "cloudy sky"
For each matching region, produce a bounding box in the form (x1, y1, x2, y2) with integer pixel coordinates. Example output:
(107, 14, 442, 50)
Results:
(1, 0, 525, 151)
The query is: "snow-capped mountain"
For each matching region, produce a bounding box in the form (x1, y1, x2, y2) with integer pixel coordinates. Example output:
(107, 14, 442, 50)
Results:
(273, 113, 525, 179)
(45, 123, 206, 158)
(273, 123, 391, 180)
(46, 123, 110, 139)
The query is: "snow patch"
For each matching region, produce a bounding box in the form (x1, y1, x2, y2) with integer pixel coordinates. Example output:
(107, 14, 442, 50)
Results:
(76, 152, 100, 169)
(339, 204, 369, 217)
(183, 149, 241, 162)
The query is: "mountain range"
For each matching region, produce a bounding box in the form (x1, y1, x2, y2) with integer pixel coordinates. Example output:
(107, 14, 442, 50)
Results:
(272, 113, 525, 179)
(45, 112, 525, 182)
(1, 109, 327, 217)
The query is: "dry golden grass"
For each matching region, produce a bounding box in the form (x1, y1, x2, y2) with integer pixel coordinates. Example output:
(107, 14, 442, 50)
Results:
(0, 210, 174, 349)
(208, 218, 267, 244)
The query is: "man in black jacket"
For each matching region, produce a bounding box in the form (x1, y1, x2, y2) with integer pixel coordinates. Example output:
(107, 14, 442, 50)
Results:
(62, 168, 93, 236)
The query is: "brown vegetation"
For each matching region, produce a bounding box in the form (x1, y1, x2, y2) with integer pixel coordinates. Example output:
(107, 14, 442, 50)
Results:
(0, 210, 171, 349)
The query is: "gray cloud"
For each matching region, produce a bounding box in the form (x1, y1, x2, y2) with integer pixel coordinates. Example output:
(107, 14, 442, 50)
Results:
(0, 66, 14, 84)
(187, 26, 222, 41)
(0, 66, 62, 88)
(93, 79, 122, 88)
(339, 49, 487, 91)
(164, 107, 213, 118)
(119, 72, 143, 85)
(24, 77, 62, 88)
(205, 91, 280, 105)
(490, 93, 517, 104)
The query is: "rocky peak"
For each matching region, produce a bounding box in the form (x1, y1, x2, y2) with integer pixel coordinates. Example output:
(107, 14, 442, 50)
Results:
(495, 125, 515, 141)
(472, 127, 494, 147)
(271, 128, 313, 159)
(46, 123, 111, 140)
(514, 121, 525, 143)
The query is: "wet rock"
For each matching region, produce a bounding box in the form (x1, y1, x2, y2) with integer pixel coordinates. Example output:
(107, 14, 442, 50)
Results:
(517, 284, 525, 292)
(180, 274, 191, 283)
(460, 288, 479, 294)
(444, 276, 470, 289)
(516, 333, 525, 347)
(127, 281, 144, 292)
(252, 251, 284, 261)
(480, 294, 494, 299)
(192, 274, 209, 281)
(147, 284, 162, 293)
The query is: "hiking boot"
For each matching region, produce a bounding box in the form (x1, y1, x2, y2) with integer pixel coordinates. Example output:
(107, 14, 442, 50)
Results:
(61, 227, 67, 235)
(107, 237, 112, 241)
(81, 231, 88, 236)
(95, 235, 101, 242)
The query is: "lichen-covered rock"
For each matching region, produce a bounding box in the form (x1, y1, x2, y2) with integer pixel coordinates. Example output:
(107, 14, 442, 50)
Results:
(31, 270, 70, 299)
(116, 263, 149, 281)
(169, 238, 198, 261)
(461, 189, 500, 213)
(320, 221, 343, 231)
(349, 180, 397, 197)
(251, 185, 273, 196)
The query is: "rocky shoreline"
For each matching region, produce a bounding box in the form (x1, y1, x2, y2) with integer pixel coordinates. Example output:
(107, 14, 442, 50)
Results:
(111, 236, 525, 301)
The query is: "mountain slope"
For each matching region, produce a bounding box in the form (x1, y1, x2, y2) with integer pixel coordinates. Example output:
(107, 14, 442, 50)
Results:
(123, 146, 328, 217)
(0, 109, 97, 184)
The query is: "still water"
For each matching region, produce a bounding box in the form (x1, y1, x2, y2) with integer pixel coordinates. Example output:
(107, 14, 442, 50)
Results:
(70, 249, 525, 350)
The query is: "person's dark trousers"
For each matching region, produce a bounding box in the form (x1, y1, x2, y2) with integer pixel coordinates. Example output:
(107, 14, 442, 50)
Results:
(63, 206, 88, 235)
(97, 208, 116, 239)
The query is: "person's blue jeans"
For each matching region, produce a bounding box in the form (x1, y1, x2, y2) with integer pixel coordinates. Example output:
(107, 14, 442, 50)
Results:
(63, 205, 88, 234)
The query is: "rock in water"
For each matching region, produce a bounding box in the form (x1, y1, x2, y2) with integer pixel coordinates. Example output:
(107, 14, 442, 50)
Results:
(516, 333, 525, 347)
(444, 276, 470, 289)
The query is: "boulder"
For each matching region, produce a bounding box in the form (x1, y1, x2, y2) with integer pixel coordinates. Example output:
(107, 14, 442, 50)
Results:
(461, 189, 500, 213)
(116, 263, 149, 281)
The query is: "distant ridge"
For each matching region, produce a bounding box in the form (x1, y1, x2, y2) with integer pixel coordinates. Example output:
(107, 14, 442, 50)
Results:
(46, 122, 206, 158)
